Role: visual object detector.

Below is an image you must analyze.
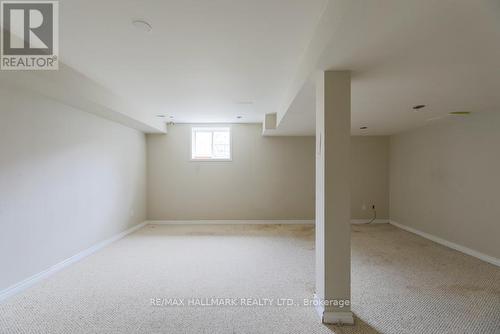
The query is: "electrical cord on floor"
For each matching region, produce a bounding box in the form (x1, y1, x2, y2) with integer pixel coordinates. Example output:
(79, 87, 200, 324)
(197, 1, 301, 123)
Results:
(367, 206, 377, 224)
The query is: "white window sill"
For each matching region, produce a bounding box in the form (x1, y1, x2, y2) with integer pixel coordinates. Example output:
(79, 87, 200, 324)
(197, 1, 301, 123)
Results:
(190, 158, 232, 162)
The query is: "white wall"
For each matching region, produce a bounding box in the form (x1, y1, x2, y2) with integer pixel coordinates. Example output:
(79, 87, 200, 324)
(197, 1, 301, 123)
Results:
(147, 124, 316, 220)
(0, 88, 146, 292)
(390, 112, 500, 259)
(351, 136, 390, 220)
(147, 124, 390, 221)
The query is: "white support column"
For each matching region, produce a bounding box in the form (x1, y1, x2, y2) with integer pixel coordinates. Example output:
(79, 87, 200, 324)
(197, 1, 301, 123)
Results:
(314, 71, 353, 325)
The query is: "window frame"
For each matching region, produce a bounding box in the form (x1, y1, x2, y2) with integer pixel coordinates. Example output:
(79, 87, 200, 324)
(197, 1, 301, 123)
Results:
(190, 126, 232, 162)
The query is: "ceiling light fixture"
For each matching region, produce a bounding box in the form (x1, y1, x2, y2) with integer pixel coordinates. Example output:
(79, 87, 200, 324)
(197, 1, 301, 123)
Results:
(132, 20, 153, 33)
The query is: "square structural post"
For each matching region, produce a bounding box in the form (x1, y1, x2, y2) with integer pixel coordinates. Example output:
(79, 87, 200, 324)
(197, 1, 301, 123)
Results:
(315, 70, 353, 325)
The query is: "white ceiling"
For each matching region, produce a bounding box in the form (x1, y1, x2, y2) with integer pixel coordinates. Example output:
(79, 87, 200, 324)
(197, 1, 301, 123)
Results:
(59, 0, 327, 125)
(2, 0, 499, 135)
(275, 0, 500, 136)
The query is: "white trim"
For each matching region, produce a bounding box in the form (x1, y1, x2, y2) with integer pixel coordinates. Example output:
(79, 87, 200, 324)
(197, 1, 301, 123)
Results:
(0, 219, 315, 303)
(0, 222, 147, 303)
(147, 220, 315, 225)
(390, 220, 500, 267)
(313, 294, 354, 325)
(323, 312, 355, 325)
(188, 158, 233, 162)
(350, 219, 389, 225)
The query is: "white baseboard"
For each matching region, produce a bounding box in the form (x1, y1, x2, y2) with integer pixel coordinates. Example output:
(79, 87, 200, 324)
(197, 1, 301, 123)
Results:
(147, 219, 315, 225)
(390, 220, 500, 267)
(150, 219, 389, 225)
(313, 294, 354, 325)
(0, 220, 313, 302)
(0, 222, 147, 303)
(323, 311, 355, 325)
(350, 219, 388, 225)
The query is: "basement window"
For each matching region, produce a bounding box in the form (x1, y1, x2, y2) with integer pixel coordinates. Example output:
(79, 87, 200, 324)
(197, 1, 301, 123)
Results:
(191, 127, 231, 161)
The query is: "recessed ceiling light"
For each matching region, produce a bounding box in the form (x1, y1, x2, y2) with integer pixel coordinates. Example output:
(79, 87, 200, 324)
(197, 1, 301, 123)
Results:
(360, 126, 368, 130)
(412, 104, 426, 111)
(449, 111, 471, 115)
(132, 20, 152, 33)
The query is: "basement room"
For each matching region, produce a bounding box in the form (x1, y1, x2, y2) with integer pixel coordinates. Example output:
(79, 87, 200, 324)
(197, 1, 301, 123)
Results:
(0, 1, 499, 333)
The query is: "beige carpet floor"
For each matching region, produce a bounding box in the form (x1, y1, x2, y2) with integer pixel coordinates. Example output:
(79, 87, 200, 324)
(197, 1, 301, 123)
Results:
(0, 224, 499, 334)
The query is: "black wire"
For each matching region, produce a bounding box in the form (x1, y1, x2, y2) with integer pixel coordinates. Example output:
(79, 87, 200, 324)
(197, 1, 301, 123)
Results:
(367, 209, 377, 224)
